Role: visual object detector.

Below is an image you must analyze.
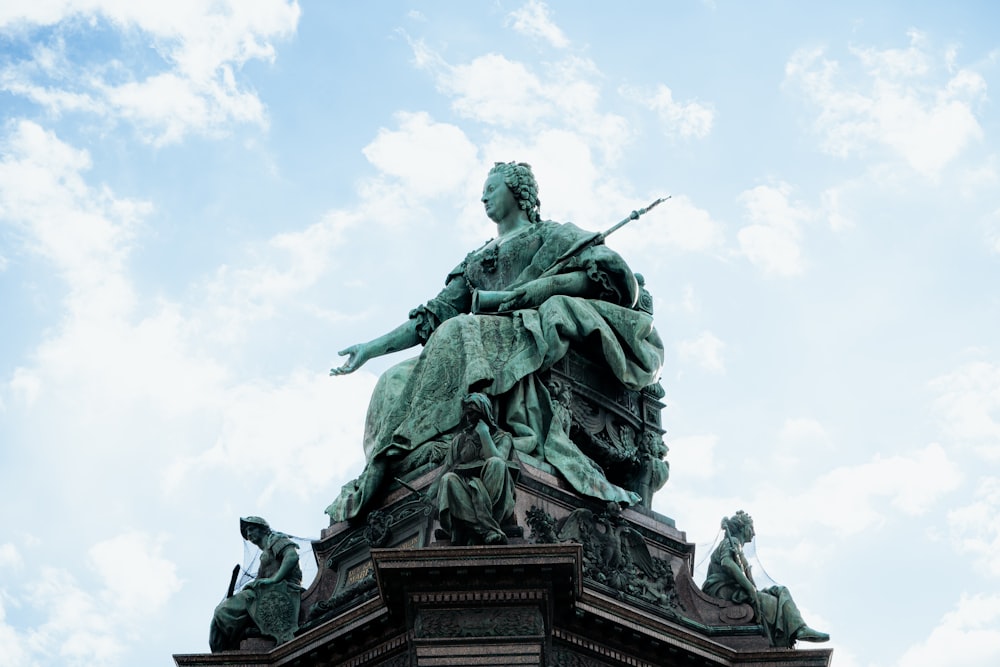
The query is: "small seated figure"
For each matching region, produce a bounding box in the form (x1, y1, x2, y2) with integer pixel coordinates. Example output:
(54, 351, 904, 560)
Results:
(434, 393, 517, 545)
(702, 511, 829, 647)
(209, 516, 303, 652)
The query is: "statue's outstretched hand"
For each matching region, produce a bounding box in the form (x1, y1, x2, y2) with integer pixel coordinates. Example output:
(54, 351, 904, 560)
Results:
(330, 344, 371, 376)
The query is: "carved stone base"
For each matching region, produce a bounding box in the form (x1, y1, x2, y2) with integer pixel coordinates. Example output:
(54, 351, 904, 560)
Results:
(174, 460, 831, 667)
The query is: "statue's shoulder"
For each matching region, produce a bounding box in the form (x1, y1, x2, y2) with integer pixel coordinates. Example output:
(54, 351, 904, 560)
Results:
(536, 219, 593, 248)
(265, 532, 299, 553)
(540, 219, 584, 236)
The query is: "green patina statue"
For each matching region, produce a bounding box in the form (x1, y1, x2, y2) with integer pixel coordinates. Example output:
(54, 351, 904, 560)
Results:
(327, 161, 664, 522)
(702, 511, 830, 647)
(209, 517, 303, 652)
(431, 392, 517, 545)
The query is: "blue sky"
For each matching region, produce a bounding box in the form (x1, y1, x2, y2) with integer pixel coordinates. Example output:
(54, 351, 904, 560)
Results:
(2, 2, 999, 665)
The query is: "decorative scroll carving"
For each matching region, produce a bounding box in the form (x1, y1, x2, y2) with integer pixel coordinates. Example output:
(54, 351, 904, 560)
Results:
(325, 498, 431, 569)
(526, 504, 679, 614)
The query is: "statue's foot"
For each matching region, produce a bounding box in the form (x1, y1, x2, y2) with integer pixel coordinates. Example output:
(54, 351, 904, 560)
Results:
(794, 626, 830, 643)
(483, 530, 508, 545)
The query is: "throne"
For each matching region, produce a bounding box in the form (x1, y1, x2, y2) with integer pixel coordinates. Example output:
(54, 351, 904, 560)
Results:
(540, 347, 668, 510)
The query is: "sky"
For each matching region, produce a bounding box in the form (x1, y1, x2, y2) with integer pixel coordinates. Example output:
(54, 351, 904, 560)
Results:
(1, 1, 999, 665)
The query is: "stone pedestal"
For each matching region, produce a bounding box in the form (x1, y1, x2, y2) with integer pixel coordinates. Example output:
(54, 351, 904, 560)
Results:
(174, 460, 831, 667)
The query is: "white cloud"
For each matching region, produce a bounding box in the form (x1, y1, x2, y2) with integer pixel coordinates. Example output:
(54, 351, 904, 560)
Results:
(930, 361, 1000, 461)
(435, 52, 550, 128)
(201, 209, 360, 341)
(620, 83, 715, 140)
(89, 532, 181, 615)
(24, 566, 124, 666)
(612, 194, 725, 259)
(0, 121, 218, 418)
(737, 183, 810, 277)
(677, 331, 726, 374)
(948, 477, 1000, 577)
(897, 593, 1000, 667)
(0, 120, 145, 293)
(410, 42, 631, 164)
(785, 30, 986, 178)
(507, 0, 569, 49)
(362, 112, 479, 199)
(758, 443, 962, 538)
(0, 1, 301, 145)
(164, 369, 373, 503)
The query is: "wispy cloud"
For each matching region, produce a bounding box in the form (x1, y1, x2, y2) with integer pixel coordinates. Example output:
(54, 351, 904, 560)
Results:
(737, 182, 811, 277)
(897, 593, 1000, 667)
(507, 0, 570, 49)
(677, 331, 726, 374)
(948, 477, 1000, 578)
(786, 30, 986, 178)
(0, 1, 301, 145)
(931, 360, 1000, 462)
(620, 83, 715, 140)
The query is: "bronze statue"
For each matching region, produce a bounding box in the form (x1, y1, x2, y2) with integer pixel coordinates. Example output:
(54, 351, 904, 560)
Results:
(702, 511, 829, 647)
(327, 161, 664, 522)
(433, 393, 517, 545)
(209, 517, 303, 652)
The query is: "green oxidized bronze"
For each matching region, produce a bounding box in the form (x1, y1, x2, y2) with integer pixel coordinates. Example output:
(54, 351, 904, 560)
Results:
(702, 511, 830, 647)
(430, 392, 518, 546)
(327, 161, 664, 523)
(209, 517, 303, 652)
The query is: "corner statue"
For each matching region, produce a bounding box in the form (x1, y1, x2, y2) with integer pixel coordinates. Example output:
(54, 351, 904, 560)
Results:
(702, 511, 829, 647)
(327, 161, 664, 522)
(209, 517, 303, 652)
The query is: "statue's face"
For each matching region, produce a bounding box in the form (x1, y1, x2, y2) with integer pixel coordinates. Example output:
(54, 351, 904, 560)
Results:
(481, 172, 518, 223)
(244, 524, 267, 546)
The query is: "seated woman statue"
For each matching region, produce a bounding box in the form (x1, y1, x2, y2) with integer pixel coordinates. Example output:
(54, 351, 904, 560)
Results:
(702, 511, 829, 647)
(326, 161, 664, 522)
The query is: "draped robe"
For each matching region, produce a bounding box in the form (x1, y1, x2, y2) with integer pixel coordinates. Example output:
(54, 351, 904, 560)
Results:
(326, 221, 664, 522)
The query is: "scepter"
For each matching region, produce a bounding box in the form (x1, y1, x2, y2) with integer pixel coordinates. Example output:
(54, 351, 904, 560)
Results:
(546, 195, 671, 274)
